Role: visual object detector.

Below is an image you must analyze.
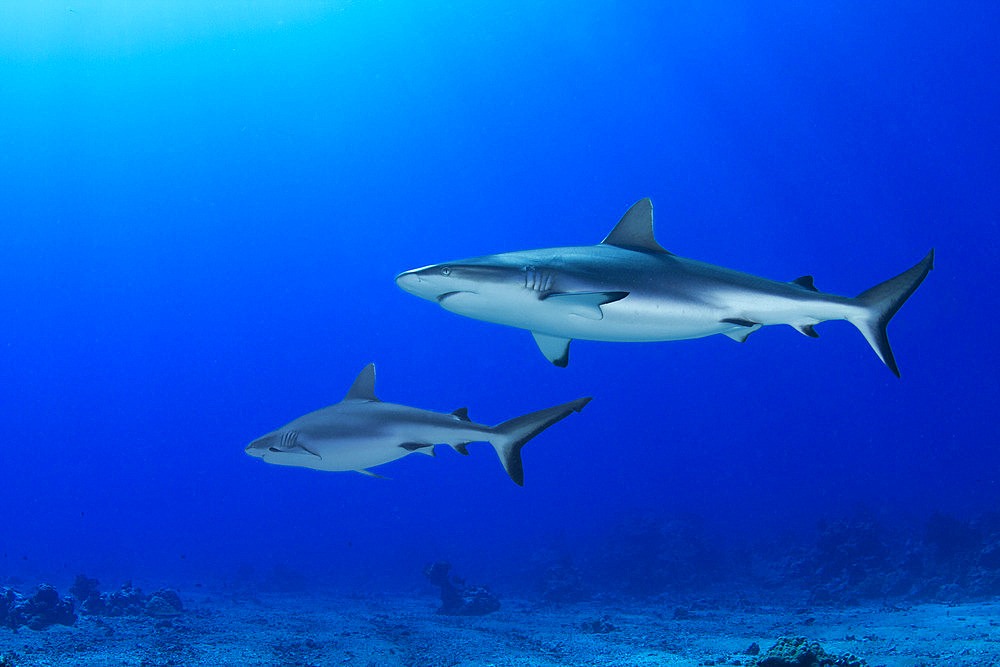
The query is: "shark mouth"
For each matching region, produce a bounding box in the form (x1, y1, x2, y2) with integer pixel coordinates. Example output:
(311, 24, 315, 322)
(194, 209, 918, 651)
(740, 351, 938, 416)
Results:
(268, 444, 321, 459)
(437, 291, 474, 303)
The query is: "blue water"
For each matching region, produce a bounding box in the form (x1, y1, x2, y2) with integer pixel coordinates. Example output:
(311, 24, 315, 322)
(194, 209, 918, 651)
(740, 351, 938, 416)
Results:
(1, 1, 998, 596)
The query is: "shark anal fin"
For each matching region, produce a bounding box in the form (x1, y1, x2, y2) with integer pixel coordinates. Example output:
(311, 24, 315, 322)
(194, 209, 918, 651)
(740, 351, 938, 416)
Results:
(453, 442, 470, 456)
(345, 363, 379, 401)
(531, 331, 572, 367)
(451, 407, 470, 421)
(541, 291, 628, 320)
(601, 198, 670, 254)
(797, 324, 820, 338)
(792, 275, 819, 291)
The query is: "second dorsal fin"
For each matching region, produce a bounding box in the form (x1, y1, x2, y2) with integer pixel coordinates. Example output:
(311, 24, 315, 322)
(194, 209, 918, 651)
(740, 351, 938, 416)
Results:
(601, 198, 669, 254)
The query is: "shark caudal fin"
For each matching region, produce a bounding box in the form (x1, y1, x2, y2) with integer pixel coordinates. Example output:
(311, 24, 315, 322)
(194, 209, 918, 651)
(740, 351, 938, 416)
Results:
(847, 249, 934, 377)
(488, 397, 592, 486)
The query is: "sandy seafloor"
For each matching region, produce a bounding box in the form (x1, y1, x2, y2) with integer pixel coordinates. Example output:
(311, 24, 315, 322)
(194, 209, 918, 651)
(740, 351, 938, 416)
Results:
(3, 590, 1000, 666)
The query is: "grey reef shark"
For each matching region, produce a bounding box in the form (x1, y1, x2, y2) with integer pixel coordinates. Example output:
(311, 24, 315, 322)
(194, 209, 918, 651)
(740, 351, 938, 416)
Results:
(245, 364, 591, 485)
(396, 198, 933, 376)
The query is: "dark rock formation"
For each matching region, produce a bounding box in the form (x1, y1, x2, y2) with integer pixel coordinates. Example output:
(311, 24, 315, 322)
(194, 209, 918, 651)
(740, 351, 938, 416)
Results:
(144, 589, 183, 618)
(756, 636, 867, 667)
(0, 584, 76, 630)
(106, 581, 146, 616)
(423, 561, 500, 616)
(70, 578, 184, 619)
(69, 574, 99, 601)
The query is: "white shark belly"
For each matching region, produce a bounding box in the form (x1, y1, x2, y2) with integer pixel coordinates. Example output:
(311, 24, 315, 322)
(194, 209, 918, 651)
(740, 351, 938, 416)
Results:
(528, 288, 853, 343)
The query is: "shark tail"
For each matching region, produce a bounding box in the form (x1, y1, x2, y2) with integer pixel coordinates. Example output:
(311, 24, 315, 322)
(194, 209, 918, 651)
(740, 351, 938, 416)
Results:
(846, 249, 934, 378)
(489, 397, 592, 486)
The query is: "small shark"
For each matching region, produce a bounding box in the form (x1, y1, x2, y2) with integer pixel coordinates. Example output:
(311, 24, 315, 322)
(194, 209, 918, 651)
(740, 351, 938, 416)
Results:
(245, 364, 591, 485)
(396, 198, 933, 376)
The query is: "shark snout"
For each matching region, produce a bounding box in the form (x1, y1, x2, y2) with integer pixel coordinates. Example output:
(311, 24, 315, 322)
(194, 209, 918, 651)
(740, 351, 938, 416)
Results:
(395, 267, 443, 301)
(245, 436, 271, 458)
(395, 269, 422, 291)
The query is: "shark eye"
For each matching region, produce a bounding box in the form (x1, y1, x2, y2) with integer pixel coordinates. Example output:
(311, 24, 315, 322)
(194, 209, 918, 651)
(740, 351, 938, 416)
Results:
(440, 267, 452, 276)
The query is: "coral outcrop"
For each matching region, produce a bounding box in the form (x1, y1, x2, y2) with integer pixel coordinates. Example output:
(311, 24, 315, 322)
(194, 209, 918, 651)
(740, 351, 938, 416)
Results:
(0, 584, 76, 630)
(423, 561, 500, 616)
(69, 576, 183, 618)
(756, 637, 867, 667)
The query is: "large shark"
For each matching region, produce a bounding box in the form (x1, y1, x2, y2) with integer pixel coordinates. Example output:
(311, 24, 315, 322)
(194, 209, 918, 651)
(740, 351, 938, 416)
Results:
(396, 198, 933, 376)
(245, 364, 591, 485)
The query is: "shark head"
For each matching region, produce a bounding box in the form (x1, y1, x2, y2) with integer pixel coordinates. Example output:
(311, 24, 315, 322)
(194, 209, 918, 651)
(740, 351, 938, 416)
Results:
(395, 255, 562, 320)
(395, 259, 519, 302)
(245, 429, 320, 463)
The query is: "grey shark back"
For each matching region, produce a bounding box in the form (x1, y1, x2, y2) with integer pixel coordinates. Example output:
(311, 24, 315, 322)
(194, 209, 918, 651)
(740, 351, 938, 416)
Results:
(395, 198, 933, 376)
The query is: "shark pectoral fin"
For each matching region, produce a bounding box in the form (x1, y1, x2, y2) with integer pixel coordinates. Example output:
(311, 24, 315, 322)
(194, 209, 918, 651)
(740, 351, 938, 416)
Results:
(796, 324, 820, 338)
(357, 469, 389, 479)
(531, 331, 572, 367)
(452, 442, 470, 456)
(541, 291, 629, 320)
(399, 442, 435, 457)
(792, 275, 819, 291)
(721, 317, 761, 328)
(721, 318, 763, 343)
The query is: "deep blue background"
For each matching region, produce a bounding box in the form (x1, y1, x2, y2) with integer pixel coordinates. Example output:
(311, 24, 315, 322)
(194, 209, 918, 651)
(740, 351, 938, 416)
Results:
(1, 1, 997, 590)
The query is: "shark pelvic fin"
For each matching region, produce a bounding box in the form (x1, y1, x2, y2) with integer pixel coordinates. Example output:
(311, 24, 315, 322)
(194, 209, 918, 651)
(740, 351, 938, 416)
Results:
(344, 363, 379, 401)
(451, 407, 470, 421)
(796, 324, 820, 338)
(356, 469, 388, 479)
(531, 331, 572, 367)
(541, 291, 628, 320)
(792, 275, 819, 291)
(601, 198, 670, 254)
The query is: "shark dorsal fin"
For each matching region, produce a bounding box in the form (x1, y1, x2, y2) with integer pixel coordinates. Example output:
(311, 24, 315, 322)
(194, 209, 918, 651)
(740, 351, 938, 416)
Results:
(792, 275, 819, 291)
(344, 363, 379, 401)
(601, 198, 669, 254)
(451, 407, 471, 421)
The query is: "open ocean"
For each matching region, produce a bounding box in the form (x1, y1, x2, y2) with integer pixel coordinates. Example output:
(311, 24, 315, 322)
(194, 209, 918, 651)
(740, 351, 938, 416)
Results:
(2, 2, 998, 665)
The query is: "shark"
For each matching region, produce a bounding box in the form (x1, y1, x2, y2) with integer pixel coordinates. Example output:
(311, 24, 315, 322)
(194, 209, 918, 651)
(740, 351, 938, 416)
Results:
(245, 363, 591, 485)
(396, 198, 933, 376)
